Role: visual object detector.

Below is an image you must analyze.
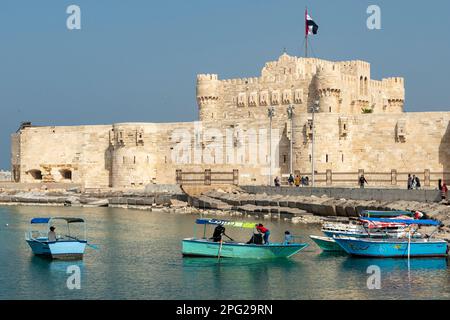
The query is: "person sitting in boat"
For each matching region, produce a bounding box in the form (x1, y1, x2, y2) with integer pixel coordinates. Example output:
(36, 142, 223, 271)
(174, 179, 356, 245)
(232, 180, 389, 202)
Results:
(284, 231, 293, 244)
(246, 233, 263, 245)
(256, 223, 270, 245)
(48, 226, 57, 242)
(211, 225, 226, 242)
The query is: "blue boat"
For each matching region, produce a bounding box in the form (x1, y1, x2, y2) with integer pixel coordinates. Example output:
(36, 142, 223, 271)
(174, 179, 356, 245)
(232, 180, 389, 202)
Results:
(25, 217, 87, 260)
(182, 218, 309, 259)
(333, 218, 449, 258)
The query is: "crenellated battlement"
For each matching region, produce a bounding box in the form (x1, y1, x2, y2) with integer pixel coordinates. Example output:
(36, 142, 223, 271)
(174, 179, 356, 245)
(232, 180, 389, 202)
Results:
(382, 77, 405, 87)
(197, 74, 219, 81)
(195, 53, 405, 120)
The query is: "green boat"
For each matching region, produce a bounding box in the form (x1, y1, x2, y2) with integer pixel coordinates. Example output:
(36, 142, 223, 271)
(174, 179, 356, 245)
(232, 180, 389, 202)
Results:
(360, 210, 416, 218)
(182, 219, 309, 259)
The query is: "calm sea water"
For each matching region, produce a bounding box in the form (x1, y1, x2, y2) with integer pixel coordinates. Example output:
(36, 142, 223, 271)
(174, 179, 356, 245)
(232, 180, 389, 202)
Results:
(0, 205, 449, 300)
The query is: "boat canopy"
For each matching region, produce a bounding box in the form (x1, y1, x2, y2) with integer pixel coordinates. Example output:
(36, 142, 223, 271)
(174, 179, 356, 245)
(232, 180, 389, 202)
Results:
(361, 217, 441, 226)
(196, 218, 255, 229)
(30, 217, 85, 224)
(30, 218, 50, 224)
(360, 210, 415, 217)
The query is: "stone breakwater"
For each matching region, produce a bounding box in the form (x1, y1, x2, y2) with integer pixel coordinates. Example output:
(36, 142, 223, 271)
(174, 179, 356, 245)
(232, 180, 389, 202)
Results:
(0, 189, 185, 209)
(185, 188, 450, 240)
(1, 186, 449, 240)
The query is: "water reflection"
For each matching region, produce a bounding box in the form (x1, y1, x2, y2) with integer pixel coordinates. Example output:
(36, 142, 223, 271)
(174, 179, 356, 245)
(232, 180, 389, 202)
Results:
(1, 205, 449, 300)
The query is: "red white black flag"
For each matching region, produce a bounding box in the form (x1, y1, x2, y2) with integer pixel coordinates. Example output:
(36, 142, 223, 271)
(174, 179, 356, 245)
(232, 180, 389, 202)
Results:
(305, 9, 319, 35)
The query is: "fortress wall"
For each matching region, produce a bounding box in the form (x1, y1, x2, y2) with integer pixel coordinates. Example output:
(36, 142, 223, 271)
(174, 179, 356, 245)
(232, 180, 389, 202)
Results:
(12, 112, 450, 189)
(294, 112, 450, 187)
(17, 125, 112, 187)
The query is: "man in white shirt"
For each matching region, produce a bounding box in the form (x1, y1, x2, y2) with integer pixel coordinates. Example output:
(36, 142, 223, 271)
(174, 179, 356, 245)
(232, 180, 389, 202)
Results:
(48, 226, 57, 242)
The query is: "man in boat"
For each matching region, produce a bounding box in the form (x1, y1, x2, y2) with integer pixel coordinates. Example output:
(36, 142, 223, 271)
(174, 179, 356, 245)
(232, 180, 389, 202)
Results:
(256, 223, 271, 245)
(211, 224, 226, 242)
(48, 226, 57, 242)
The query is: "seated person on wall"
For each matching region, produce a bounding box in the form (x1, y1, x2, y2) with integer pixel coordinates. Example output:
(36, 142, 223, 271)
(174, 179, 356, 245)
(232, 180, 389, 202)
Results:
(211, 225, 226, 242)
(48, 226, 57, 242)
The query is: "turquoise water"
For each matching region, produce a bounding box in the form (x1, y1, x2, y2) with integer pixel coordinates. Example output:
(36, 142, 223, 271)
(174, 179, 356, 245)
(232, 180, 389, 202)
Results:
(0, 205, 449, 300)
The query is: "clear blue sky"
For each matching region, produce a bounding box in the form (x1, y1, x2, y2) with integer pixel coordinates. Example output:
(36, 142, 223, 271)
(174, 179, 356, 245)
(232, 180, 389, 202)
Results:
(1, 0, 449, 169)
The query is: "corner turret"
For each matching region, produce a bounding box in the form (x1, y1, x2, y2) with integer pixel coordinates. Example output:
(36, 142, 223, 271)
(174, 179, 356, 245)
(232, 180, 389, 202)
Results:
(196, 74, 220, 121)
(315, 64, 342, 113)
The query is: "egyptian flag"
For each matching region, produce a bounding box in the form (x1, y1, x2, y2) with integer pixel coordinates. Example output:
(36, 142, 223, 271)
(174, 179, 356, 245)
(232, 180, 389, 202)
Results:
(305, 9, 319, 35)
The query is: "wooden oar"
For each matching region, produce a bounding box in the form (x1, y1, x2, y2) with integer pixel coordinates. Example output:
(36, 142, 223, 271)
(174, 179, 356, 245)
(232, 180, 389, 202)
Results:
(223, 233, 235, 242)
(65, 235, 99, 250)
(217, 239, 223, 262)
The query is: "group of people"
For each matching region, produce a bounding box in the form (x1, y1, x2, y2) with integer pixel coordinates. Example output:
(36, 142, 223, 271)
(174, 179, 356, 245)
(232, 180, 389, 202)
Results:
(287, 174, 309, 187)
(212, 223, 294, 246)
(407, 174, 421, 190)
(273, 174, 311, 187)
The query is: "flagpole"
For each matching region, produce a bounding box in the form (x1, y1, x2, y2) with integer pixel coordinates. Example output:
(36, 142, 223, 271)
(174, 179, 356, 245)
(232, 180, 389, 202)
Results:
(305, 35, 308, 58)
(305, 7, 308, 58)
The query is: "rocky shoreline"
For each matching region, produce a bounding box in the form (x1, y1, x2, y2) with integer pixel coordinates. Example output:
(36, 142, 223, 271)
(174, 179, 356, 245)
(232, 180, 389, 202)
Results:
(1, 186, 449, 241)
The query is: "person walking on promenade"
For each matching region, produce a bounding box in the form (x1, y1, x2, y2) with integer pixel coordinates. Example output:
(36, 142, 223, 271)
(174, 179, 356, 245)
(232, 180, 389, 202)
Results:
(288, 174, 294, 186)
(359, 175, 368, 189)
(415, 176, 421, 190)
(274, 176, 281, 187)
(411, 175, 417, 189)
(442, 181, 448, 202)
(294, 175, 301, 187)
(407, 174, 412, 190)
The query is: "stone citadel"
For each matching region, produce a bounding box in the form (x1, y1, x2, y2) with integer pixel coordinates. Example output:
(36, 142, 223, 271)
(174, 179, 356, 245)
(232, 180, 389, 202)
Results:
(10, 53, 450, 189)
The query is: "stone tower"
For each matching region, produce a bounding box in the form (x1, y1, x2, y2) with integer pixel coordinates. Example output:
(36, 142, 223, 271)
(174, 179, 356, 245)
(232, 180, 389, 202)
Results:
(110, 123, 156, 188)
(315, 64, 342, 113)
(382, 77, 405, 113)
(196, 74, 220, 121)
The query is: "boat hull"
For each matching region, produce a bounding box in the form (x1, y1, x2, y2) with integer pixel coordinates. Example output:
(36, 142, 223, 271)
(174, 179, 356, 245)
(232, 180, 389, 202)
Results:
(182, 238, 308, 259)
(26, 240, 86, 260)
(309, 235, 345, 252)
(333, 237, 449, 258)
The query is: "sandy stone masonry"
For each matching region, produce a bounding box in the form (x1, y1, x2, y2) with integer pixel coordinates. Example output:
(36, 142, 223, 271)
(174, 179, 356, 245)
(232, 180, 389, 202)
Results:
(10, 54, 450, 188)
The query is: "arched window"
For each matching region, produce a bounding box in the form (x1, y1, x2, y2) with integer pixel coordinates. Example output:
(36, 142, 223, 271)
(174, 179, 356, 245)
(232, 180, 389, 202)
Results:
(360, 76, 364, 95)
(364, 77, 368, 95)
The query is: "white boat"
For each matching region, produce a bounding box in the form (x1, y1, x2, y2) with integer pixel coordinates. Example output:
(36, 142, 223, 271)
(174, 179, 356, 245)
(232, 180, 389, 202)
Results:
(322, 220, 422, 239)
(25, 217, 87, 260)
(309, 235, 345, 252)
